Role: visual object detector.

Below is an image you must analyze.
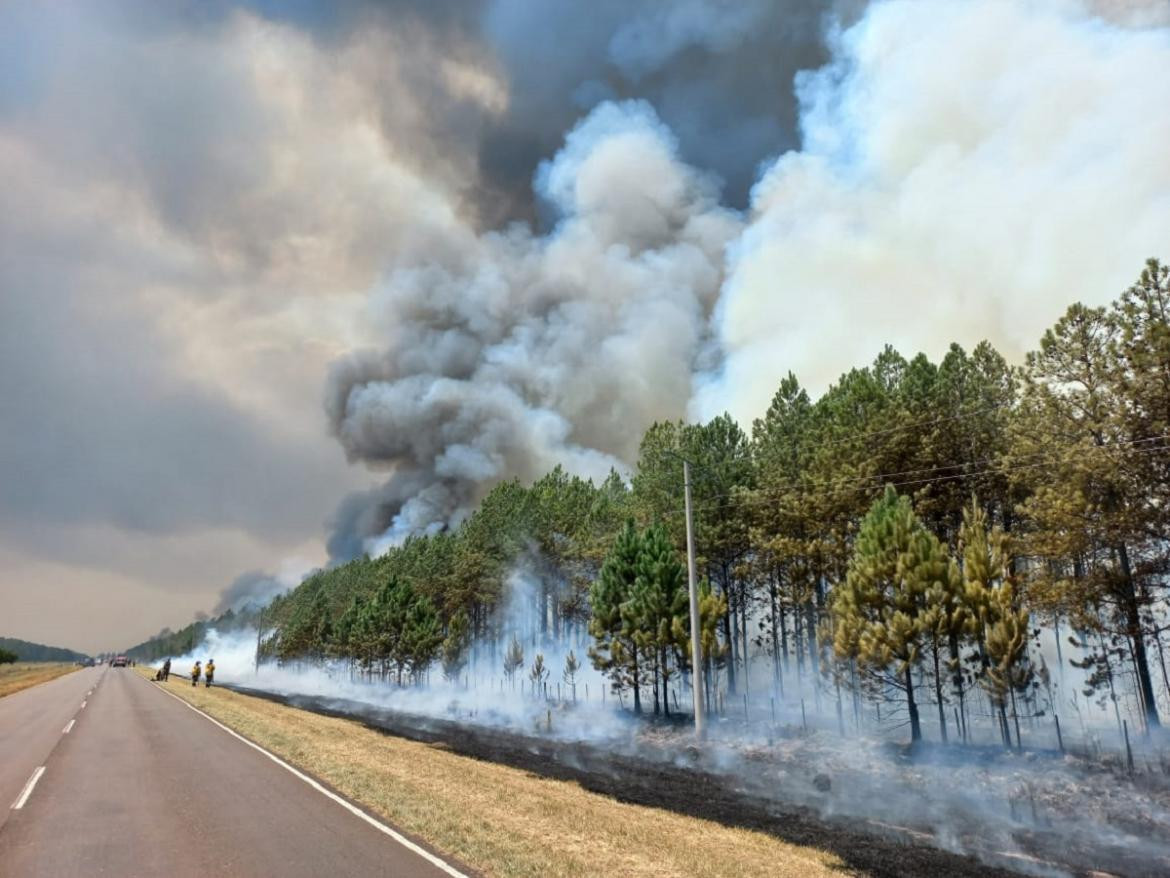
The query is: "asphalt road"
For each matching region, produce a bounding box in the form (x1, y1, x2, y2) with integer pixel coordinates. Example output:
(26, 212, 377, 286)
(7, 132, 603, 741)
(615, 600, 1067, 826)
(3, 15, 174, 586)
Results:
(0, 666, 464, 877)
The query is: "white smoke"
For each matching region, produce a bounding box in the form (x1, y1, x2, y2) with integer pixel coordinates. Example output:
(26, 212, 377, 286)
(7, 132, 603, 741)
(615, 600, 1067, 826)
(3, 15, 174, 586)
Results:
(693, 0, 1170, 419)
(326, 100, 740, 555)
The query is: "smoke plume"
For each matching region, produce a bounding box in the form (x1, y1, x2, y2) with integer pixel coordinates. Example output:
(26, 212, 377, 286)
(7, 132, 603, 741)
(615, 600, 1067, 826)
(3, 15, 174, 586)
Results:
(213, 562, 315, 616)
(326, 101, 740, 555)
(693, 0, 1170, 418)
(326, 0, 1170, 558)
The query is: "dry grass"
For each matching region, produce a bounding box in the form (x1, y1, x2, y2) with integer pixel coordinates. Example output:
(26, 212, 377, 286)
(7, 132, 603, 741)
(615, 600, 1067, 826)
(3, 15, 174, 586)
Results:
(141, 670, 854, 877)
(0, 662, 78, 698)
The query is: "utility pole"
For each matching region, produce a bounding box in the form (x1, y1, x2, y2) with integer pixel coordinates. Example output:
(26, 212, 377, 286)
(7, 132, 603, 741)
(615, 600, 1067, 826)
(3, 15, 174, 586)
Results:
(684, 460, 706, 739)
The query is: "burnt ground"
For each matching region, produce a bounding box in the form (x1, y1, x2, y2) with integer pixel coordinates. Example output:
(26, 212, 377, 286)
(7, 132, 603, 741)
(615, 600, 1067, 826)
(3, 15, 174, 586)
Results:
(223, 684, 1063, 878)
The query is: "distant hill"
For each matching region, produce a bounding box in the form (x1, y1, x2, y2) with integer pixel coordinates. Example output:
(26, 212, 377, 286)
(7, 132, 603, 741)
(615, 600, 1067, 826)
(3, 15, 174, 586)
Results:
(0, 637, 88, 663)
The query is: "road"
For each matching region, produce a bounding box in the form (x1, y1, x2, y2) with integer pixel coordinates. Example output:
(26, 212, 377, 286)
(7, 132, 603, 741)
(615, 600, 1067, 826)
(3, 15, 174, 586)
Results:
(0, 666, 465, 877)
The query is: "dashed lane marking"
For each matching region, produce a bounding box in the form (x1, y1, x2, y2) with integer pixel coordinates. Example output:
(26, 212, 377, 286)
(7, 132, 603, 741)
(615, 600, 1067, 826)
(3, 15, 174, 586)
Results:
(63, 719, 75, 734)
(11, 767, 45, 810)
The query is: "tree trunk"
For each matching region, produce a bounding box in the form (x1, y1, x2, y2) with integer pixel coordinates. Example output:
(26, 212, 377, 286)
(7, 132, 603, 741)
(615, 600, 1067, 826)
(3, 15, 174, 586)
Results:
(655, 650, 664, 716)
(793, 613, 804, 679)
(1155, 631, 1170, 704)
(932, 640, 948, 743)
(661, 646, 670, 717)
(769, 580, 783, 697)
(632, 645, 642, 715)
(704, 657, 713, 714)
(1009, 686, 1022, 749)
(722, 586, 737, 695)
(998, 700, 1011, 748)
(740, 592, 750, 696)
(780, 603, 790, 669)
(540, 580, 549, 641)
(1053, 614, 1065, 684)
(947, 631, 966, 743)
(904, 665, 922, 743)
(1117, 542, 1161, 728)
(805, 599, 819, 676)
(1098, 630, 1126, 739)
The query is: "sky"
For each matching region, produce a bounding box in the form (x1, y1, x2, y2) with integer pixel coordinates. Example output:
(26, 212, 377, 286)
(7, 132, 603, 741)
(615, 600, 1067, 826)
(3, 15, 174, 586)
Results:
(1, 0, 1167, 653)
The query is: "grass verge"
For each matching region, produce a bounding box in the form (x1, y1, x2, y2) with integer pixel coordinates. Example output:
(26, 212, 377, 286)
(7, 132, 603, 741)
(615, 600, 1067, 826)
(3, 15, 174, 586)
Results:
(0, 662, 78, 698)
(139, 669, 851, 877)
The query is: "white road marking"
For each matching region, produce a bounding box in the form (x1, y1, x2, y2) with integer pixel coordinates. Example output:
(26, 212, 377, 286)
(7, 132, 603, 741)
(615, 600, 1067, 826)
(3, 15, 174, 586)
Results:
(87, 690, 92, 696)
(63, 719, 75, 734)
(11, 767, 45, 810)
(80, 701, 87, 709)
(153, 684, 468, 878)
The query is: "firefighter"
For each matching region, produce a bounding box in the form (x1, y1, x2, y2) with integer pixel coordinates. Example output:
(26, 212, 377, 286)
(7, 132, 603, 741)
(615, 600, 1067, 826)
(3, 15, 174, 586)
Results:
(162, 658, 171, 681)
(204, 658, 215, 688)
(191, 660, 201, 686)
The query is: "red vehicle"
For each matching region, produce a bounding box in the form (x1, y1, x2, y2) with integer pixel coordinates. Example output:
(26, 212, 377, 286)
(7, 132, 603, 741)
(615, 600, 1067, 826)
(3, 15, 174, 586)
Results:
(111, 655, 129, 667)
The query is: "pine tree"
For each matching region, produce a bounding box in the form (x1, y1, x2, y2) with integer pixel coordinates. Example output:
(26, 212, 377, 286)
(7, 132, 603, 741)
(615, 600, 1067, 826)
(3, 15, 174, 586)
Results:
(563, 650, 580, 702)
(441, 610, 471, 683)
(529, 653, 548, 698)
(503, 635, 524, 688)
(832, 486, 935, 743)
(630, 523, 689, 716)
(1015, 294, 1163, 729)
(672, 579, 728, 713)
(401, 593, 442, 685)
(910, 526, 965, 743)
(589, 519, 644, 711)
(961, 502, 1033, 748)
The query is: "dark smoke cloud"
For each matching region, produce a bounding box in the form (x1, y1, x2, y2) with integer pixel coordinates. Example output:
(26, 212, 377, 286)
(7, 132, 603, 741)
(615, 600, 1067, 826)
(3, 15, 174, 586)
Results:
(479, 0, 861, 216)
(253, 0, 859, 225)
(213, 570, 294, 615)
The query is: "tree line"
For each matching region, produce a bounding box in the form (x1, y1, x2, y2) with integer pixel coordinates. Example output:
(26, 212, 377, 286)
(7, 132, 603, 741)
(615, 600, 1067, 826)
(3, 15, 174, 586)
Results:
(136, 257, 1170, 745)
(0, 637, 89, 664)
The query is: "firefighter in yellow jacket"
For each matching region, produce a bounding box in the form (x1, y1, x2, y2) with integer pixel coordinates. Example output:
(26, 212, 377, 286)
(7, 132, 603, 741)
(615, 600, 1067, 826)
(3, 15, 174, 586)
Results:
(204, 659, 215, 688)
(191, 660, 201, 687)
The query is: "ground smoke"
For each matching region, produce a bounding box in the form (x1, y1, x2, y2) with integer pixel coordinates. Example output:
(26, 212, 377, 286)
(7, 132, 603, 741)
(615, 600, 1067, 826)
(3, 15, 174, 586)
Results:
(163, 616, 1170, 878)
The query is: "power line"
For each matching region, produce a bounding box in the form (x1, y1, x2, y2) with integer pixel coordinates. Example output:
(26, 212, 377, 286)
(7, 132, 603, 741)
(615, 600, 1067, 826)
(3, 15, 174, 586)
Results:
(804, 404, 1007, 449)
(652, 403, 1008, 485)
(660, 434, 1170, 519)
